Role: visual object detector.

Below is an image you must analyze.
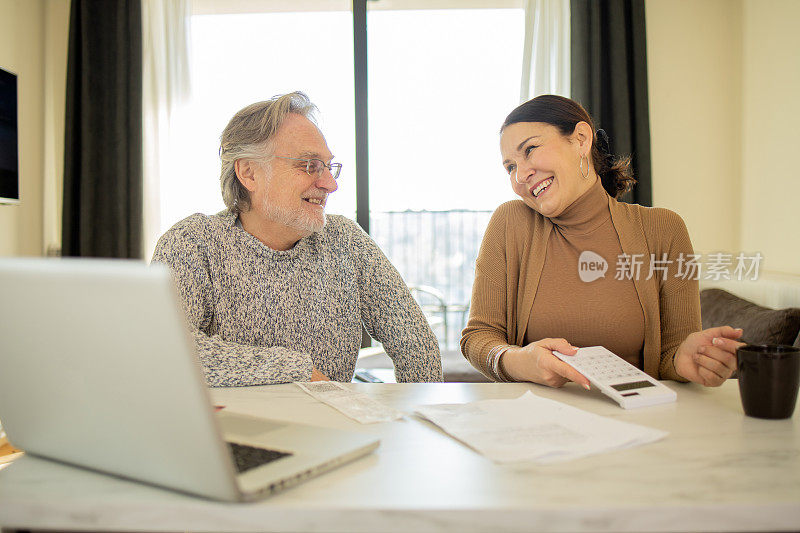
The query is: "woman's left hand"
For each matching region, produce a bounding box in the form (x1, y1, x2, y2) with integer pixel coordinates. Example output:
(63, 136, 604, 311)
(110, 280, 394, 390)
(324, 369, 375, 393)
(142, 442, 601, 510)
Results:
(674, 326, 745, 386)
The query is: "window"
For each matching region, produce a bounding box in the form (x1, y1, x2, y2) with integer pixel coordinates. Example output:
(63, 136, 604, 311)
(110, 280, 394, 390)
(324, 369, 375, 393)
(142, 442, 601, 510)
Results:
(367, 4, 523, 347)
(161, 4, 356, 233)
(159, 1, 525, 348)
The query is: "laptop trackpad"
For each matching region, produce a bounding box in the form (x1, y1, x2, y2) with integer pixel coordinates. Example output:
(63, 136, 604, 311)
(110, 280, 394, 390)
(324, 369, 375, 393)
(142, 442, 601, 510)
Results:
(217, 413, 287, 437)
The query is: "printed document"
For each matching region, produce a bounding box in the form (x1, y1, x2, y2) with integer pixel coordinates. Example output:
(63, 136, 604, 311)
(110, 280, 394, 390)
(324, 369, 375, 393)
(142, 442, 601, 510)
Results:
(297, 381, 404, 424)
(415, 391, 667, 464)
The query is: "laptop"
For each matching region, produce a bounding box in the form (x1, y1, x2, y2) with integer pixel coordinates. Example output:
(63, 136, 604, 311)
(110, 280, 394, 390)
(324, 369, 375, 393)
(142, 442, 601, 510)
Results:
(0, 257, 379, 502)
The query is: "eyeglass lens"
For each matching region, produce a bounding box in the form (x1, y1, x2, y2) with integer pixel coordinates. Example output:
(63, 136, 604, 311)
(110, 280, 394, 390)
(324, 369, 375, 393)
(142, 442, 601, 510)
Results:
(307, 159, 341, 180)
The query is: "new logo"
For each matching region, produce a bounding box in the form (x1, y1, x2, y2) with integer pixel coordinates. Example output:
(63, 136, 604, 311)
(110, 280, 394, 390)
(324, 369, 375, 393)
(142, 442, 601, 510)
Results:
(578, 251, 608, 282)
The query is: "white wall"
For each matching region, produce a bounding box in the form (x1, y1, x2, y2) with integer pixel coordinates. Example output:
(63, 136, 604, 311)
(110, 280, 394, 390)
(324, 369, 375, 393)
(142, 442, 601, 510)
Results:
(646, 0, 742, 257)
(0, 0, 45, 256)
(740, 0, 800, 275)
(647, 0, 800, 276)
(42, 0, 69, 256)
(0, 0, 67, 257)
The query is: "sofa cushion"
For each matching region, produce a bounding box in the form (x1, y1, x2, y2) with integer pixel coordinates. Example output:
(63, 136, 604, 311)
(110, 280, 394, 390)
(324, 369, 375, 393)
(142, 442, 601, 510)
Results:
(700, 288, 800, 346)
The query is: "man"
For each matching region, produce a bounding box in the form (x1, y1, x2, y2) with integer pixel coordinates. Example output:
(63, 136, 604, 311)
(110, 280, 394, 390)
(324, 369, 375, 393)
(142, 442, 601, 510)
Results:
(152, 92, 442, 386)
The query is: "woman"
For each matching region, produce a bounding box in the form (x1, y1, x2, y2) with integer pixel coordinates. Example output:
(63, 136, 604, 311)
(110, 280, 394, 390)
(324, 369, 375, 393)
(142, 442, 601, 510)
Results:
(461, 95, 742, 388)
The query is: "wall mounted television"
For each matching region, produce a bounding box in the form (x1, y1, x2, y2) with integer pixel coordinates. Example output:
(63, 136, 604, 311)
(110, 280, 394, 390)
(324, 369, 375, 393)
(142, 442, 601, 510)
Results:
(0, 66, 20, 204)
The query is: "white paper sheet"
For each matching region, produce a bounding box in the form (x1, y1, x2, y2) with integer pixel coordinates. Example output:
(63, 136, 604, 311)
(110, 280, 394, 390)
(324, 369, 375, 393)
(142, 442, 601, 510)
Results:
(415, 391, 667, 464)
(296, 381, 404, 424)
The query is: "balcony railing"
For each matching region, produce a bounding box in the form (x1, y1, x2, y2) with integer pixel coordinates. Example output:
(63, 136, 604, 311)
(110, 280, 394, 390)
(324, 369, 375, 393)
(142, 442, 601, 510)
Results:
(370, 209, 493, 349)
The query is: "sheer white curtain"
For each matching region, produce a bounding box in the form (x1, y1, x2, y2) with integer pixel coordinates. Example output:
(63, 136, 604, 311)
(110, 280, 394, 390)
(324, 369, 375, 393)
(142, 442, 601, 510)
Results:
(142, 0, 192, 259)
(520, 0, 570, 101)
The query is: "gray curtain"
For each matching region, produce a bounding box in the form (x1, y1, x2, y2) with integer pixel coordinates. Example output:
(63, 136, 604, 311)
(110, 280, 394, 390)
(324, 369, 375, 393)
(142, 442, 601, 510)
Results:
(62, 0, 143, 258)
(570, 0, 651, 206)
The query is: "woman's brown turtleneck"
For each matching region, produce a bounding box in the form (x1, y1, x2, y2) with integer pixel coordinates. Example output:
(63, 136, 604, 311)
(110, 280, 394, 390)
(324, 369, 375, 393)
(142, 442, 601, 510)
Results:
(526, 178, 645, 367)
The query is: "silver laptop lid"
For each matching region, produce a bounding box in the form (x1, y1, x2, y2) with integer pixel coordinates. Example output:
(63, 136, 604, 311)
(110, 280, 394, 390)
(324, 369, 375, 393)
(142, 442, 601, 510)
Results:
(0, 258, 240, 501)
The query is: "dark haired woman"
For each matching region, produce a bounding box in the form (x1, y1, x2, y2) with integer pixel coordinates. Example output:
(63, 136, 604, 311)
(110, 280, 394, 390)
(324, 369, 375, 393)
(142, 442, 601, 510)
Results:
(461, 95, 743, 388)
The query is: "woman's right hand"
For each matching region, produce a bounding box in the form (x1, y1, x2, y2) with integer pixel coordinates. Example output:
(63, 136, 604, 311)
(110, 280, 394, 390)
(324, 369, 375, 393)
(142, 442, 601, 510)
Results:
(500, 338, 591, 389)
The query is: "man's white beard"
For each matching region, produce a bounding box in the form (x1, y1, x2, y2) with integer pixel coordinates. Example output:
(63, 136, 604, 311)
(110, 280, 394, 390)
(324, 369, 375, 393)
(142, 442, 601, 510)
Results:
(263, 198, 326, 237)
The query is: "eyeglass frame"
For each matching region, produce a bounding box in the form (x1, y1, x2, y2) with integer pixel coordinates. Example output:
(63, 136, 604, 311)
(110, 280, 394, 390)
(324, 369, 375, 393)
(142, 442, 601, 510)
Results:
(274, 156, 342, 180)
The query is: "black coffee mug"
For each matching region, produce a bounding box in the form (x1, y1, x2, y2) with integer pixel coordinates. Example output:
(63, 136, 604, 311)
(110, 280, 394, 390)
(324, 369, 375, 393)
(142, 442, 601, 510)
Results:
(737, 344, 800, 419)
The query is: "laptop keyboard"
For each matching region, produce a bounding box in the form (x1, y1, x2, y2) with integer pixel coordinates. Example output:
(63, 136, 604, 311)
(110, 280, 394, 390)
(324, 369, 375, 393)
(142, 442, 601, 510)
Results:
(227, 442, 292, 474)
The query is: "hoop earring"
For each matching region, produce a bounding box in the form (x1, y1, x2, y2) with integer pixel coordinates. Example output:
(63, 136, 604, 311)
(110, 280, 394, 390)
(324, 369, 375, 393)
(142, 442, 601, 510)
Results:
(579, 155, 589, 179)
(514, 170, 523, 184)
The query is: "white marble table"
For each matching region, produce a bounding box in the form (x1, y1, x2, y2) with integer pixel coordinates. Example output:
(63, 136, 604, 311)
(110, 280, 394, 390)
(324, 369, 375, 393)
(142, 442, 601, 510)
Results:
(0, 381, 798, 532)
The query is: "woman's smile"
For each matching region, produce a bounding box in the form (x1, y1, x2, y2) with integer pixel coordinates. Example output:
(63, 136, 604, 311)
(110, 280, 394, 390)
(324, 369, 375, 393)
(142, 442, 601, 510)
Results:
(530, 177, 554, 197)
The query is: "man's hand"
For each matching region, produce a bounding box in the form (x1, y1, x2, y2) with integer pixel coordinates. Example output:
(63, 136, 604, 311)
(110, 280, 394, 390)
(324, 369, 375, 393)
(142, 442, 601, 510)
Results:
(310, 367, 330, 381)
(674, 326, 744, 386)
(500, 338, 591, 389)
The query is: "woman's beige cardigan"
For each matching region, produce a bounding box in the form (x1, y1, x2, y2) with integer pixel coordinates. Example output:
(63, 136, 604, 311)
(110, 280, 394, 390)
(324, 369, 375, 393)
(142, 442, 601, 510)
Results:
(461, 195, 701, 382)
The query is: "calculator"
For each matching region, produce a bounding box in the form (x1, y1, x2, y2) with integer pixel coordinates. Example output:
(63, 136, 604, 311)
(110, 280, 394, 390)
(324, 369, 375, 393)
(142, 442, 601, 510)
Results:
(553, 346, 677, 409)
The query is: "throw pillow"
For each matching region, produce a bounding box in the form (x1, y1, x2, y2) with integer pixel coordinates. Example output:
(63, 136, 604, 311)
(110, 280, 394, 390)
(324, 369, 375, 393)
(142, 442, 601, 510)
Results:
(700, 288, 800, 346)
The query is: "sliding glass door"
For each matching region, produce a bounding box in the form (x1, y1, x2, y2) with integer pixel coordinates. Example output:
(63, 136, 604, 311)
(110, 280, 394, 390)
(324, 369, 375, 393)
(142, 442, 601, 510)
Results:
(159, 0, 524, 348)
(367, 2, 523, 347)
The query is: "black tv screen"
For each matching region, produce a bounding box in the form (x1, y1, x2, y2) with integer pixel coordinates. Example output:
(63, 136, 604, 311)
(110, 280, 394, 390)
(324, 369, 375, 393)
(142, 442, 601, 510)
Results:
(0, 67, 19, 204)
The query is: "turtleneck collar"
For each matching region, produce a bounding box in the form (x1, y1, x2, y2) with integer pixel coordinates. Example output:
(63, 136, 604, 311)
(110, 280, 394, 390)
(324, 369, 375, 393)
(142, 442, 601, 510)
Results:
(549, 177, 611, 235)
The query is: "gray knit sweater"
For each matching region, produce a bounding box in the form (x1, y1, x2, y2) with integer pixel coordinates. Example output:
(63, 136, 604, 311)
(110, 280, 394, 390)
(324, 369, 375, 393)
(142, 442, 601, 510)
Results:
(151, 210, 442, 386)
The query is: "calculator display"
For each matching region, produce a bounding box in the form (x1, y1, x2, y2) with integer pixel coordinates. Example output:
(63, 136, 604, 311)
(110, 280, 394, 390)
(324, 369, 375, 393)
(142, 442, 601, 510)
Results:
(611, 381, 655, 392)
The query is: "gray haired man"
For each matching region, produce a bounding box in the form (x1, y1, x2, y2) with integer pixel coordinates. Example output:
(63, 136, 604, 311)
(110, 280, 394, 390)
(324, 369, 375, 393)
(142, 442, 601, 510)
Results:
(152, 92, 442, 386)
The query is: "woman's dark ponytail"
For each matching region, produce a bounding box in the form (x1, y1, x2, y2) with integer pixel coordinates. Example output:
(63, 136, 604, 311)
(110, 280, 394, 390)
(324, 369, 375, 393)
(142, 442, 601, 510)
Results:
(592, 128, 636, 198)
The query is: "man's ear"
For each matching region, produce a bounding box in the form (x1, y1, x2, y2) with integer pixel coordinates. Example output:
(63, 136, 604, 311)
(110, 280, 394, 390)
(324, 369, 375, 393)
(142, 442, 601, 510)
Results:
(572, 121, 594, 153)
(234, 159, 258, 192)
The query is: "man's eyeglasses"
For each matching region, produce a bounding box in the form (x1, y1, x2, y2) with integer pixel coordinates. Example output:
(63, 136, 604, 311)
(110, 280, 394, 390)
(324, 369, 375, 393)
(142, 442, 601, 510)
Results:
(275, 156, 342, 180)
